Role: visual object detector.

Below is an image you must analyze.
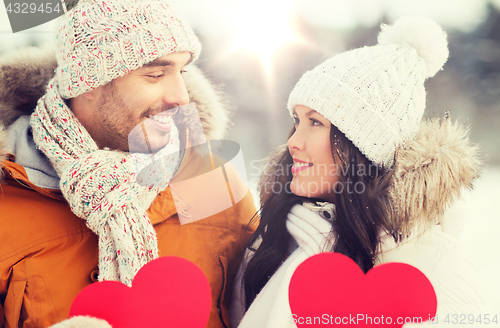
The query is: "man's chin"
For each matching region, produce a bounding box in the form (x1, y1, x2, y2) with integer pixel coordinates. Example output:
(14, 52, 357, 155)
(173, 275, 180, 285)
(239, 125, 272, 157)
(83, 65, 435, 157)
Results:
(147, 135, 171, 153)
(128, 133, 170, 153)
(128, 119, 172, 153)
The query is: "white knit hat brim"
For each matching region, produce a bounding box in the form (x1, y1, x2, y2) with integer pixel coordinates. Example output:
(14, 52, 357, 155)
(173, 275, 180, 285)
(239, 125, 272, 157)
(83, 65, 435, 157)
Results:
(286, 16, 449, 170)
(56, 0, 201, 99)
(288, 69, 403, 169)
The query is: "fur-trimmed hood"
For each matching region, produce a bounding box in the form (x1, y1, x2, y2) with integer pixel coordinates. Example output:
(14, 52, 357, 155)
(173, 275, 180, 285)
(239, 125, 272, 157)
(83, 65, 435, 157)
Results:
(258, 117, 481, 234)
(0, 45, 229, 177)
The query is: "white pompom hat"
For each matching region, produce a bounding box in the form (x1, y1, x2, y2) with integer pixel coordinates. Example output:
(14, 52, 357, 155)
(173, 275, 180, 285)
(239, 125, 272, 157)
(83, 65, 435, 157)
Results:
(287, 16, 449, 169)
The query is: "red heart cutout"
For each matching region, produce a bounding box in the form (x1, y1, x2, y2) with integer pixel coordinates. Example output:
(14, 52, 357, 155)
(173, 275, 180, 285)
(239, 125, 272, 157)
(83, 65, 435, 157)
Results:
(289, 253, 437, 327)
(70, 256, 211, 328)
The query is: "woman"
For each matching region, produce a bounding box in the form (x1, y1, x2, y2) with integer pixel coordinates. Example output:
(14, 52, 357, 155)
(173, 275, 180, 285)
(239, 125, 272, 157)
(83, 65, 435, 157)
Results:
(230, 16, 487, 327)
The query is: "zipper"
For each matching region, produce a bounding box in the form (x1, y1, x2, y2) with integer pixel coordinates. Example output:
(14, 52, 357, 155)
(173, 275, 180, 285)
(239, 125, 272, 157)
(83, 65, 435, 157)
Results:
(217, 256, 229, 328)
(9, 170, 34, 191)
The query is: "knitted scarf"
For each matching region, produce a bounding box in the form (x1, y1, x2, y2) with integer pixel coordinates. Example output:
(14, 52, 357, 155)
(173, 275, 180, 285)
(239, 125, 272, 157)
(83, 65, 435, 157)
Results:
(30, 79, 180, 286)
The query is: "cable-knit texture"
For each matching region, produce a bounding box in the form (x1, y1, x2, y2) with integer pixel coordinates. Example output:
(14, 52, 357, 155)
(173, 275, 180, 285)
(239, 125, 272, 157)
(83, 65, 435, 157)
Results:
(55, 0, 201, 99)
(30, 78, 180, 286)
(287, 16, 449, 169)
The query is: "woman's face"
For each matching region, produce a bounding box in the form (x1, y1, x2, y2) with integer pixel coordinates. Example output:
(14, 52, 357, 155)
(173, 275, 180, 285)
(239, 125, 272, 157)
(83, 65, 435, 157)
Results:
(287, 105, 338, 202)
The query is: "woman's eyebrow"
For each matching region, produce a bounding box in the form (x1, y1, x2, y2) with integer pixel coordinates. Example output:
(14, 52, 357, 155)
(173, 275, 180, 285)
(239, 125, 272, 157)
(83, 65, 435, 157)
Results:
(305, 109, 316, 117)
(293, 109, 316, 116)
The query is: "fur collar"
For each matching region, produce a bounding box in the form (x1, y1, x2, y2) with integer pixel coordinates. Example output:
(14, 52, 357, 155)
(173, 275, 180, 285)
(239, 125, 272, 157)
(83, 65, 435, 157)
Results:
(258, 117, 481, 232)
(0, 45, 229, 180)
(389, 117, 480, 233)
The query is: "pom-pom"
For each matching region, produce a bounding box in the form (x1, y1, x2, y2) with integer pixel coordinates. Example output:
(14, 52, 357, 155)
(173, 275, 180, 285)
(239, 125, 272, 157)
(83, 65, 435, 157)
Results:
(378, 16, 449, 78)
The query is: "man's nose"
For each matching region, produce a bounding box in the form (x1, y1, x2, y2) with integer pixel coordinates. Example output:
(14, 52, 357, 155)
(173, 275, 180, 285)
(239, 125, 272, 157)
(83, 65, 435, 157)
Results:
(161, 75, 189, 108)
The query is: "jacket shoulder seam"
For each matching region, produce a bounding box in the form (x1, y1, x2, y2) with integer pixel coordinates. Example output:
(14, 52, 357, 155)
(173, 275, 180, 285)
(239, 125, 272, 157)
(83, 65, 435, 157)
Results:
(0, 227, 93, 262)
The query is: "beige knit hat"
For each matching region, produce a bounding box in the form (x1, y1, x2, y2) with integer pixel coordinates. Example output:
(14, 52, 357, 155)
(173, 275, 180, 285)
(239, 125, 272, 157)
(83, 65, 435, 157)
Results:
(287, 16, 449, 169)
(55, 0, 202, 99)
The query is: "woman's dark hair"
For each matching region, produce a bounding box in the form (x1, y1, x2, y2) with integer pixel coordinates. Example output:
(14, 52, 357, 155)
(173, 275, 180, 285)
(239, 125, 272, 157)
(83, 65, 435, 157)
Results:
(243, 124, 396, 309)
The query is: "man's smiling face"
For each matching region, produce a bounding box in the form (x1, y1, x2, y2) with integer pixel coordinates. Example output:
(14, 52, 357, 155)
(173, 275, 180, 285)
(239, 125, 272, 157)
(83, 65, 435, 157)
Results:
(73, 51, 192, 152)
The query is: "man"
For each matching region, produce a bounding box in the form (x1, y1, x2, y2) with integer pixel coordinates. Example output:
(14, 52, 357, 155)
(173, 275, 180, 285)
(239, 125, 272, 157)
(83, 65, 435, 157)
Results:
(0, 0, 257, 327)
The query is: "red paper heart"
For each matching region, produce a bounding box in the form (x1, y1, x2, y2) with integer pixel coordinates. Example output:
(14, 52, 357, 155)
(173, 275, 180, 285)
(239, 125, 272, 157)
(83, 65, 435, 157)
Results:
(70, 256, 211, 328)
(289, 253, 437, 327)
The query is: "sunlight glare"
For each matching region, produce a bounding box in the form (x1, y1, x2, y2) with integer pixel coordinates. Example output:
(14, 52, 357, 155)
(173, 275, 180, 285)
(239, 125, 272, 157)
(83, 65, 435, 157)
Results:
(225, 0, 302, 76)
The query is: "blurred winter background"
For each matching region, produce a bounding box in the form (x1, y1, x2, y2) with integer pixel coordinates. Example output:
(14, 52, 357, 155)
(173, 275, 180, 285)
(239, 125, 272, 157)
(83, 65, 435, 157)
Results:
(1, 0, 499, 315)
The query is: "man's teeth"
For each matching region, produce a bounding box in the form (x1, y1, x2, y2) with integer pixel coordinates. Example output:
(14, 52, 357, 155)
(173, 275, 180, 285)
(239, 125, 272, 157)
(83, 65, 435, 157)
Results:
(294, 162, 312, 168)
(148, 115, 172, 124)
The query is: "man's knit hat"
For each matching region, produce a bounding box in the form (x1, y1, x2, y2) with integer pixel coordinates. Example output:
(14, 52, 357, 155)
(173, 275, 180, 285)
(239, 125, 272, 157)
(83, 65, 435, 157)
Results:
(55, 0, 201, 99)
(288, 16, 449, 169)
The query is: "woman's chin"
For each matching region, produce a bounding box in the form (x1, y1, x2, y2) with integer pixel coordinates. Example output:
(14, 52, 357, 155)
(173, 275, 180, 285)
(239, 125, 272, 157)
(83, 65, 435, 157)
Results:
(289, 179, 306, 198)
(290, 178, 336, 203)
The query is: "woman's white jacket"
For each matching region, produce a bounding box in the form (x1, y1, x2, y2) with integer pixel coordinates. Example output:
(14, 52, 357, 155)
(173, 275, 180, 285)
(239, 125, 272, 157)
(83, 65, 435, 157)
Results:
(229, 118, 488, 327)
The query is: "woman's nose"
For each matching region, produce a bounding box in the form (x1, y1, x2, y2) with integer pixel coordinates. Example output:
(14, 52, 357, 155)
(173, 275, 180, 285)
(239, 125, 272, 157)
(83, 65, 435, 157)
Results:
(287, 126, 305, 152)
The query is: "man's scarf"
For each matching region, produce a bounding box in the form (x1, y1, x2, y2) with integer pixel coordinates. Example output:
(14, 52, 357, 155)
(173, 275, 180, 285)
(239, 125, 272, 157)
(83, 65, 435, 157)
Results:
(30, 79, 180, 286)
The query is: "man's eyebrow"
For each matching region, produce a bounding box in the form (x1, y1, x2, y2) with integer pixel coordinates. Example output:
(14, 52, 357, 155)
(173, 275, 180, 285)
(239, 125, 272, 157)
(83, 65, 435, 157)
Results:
(142, 59, 176, 68)
(142, 55, 194, 68)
